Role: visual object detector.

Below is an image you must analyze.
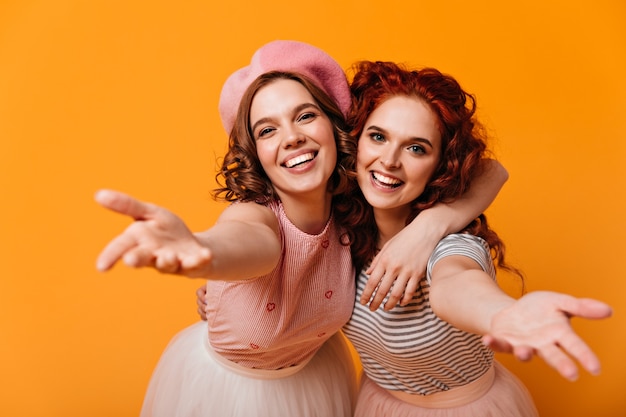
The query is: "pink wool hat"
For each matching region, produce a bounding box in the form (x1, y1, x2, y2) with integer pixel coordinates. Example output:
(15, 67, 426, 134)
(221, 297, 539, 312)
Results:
(218, 40, 351, 134)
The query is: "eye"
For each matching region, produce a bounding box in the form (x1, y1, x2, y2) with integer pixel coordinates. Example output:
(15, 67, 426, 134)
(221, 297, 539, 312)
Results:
(369, 132, 385, 142)
(297, 112, 316, 123)
(407, 144, 426, 154)
(257, 126, 275, 139)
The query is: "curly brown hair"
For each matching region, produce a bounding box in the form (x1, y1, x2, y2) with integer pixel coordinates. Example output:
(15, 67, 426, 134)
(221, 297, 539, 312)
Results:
(340, 61, 521, 280)
(212, 71, 358, 239)
(213, 71, 357, 203)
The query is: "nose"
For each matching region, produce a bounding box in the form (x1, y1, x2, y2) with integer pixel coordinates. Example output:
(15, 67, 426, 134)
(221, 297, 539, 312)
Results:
(379, 147, 401, 169)
(283, 126, 306, 148)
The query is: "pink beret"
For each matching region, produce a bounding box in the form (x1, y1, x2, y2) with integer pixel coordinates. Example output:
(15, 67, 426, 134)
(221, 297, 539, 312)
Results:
(218, 40, 351, 134)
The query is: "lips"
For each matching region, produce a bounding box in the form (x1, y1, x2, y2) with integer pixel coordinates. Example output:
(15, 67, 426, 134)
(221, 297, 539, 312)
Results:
(283, 152, 316, 168)
(371, 171, 402, 189)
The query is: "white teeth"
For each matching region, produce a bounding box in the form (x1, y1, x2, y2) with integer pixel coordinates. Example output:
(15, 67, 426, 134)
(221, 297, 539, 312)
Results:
(372, 172, 401, 187)
(285, 152, 314, 168)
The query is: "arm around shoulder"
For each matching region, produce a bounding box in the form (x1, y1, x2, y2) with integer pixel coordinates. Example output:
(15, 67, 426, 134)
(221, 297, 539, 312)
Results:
(422, 158, 508, 237)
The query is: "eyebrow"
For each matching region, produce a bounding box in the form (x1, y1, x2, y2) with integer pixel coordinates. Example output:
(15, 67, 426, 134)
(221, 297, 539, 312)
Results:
(251, 102, 321, 134)
(366, 125, 434, 149)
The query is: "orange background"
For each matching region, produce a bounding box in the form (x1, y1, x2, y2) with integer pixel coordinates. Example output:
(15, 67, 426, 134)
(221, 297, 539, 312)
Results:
(1, 1, 624, 416)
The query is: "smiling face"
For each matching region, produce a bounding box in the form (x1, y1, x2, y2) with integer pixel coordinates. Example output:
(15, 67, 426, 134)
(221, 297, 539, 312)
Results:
(357, 95, 442, 221)
(249, 78, 337, 203)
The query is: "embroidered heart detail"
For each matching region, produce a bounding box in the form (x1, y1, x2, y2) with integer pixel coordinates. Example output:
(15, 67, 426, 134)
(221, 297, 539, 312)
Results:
(250, 343, 259, 349)
(266, 303, 276, 311)
(325, 290, 333, 299)
(321, 240, 330, 248)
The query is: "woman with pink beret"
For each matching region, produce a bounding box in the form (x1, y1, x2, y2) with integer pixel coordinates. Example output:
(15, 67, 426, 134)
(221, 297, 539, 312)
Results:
(95, 40, 508, 416)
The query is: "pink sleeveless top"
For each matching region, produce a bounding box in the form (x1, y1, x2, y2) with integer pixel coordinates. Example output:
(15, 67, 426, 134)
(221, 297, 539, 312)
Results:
(205, 201, 355, 370)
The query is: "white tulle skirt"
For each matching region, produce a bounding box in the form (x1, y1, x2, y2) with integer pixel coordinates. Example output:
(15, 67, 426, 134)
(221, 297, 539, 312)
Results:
(140, 321, 358, 417)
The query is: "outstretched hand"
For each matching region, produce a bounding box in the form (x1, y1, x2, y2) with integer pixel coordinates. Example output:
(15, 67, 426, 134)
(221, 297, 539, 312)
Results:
(95, 189, 211, 277)
(482, 291, 612, 381)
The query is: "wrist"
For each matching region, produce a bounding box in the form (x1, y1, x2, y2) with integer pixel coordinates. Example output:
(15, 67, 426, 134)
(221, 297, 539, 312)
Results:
(413, 208, 453, 240)
(486, 298, 517, 334)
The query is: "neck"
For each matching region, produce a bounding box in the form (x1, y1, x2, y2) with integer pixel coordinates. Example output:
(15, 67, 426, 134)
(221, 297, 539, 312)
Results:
(280, 191, 333, 235)
(374, 207, 411, 248)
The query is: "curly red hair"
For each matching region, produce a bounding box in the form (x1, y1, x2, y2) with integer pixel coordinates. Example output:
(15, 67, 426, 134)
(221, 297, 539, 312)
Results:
(339, 61, 520, 279)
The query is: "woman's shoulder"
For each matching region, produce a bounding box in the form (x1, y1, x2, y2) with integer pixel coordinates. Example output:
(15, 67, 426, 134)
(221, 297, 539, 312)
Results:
(436, 233, 488, 251)
(427, 233, 492, 276)
(219, 200, 280, 229)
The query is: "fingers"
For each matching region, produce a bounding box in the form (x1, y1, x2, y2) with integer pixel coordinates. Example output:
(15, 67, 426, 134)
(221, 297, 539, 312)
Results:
(154, 251, 180, 274)
(364, 270, 397, 311)
(95, 189, 157, 220)
(196, 290, 208, 321)
(534, 293, 610, 376)
(537, 292, 613, 320)
(361, 269, 421, 311)
(383, 272, 413, 311)
(96, 231, 140, 271)
(195, 285, 207, 303)
(150, 249, 212, 275)
(370, 279, 391, 311)
(554, 328, 602, 376)
(97, 235, 211, 275)
(483, 320, 605, 381)
(482, 335, 535, 362)
(512, 345, 535, 362)
(400, 275, 420, 306)
(365, 254, 380, 275)
(536, 343, 580, 381)
(568, 298, 613, 320)
(482, 334, 513, 353)
(154, 247, 213, 276)
(95, 189, 161, 271)
(360, 273, 381, 307)
(196, 284, 208, 321)
(362, 249, 392, 306)
(180, 248, 212, 271)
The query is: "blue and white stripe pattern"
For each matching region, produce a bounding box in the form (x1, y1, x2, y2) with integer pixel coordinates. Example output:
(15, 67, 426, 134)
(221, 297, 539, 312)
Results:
(343, 233, 495, 395)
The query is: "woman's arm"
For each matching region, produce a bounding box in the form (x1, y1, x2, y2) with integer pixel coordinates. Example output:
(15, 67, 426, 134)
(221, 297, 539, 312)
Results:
(362, 159, 508, 310)
(193, 202, 281, 280)
(95, 189, 281, 280)
(429, 254, 613, 381)
(429, 254, 513, 335)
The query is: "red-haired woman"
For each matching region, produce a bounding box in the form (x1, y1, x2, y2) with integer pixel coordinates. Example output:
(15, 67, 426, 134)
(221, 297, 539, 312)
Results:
(341, 60, 612, 417)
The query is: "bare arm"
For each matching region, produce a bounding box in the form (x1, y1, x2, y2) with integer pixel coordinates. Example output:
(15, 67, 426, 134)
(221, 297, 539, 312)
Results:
(193, 202, 282, 280)
(362, 159, 509, 310)
(95, 189, 281, 280)
(429, 255, 513, 335)
(429, 255, 613, 381)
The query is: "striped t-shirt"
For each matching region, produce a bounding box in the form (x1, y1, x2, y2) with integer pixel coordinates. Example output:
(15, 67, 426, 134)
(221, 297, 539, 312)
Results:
(342, 233, 495, 395)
